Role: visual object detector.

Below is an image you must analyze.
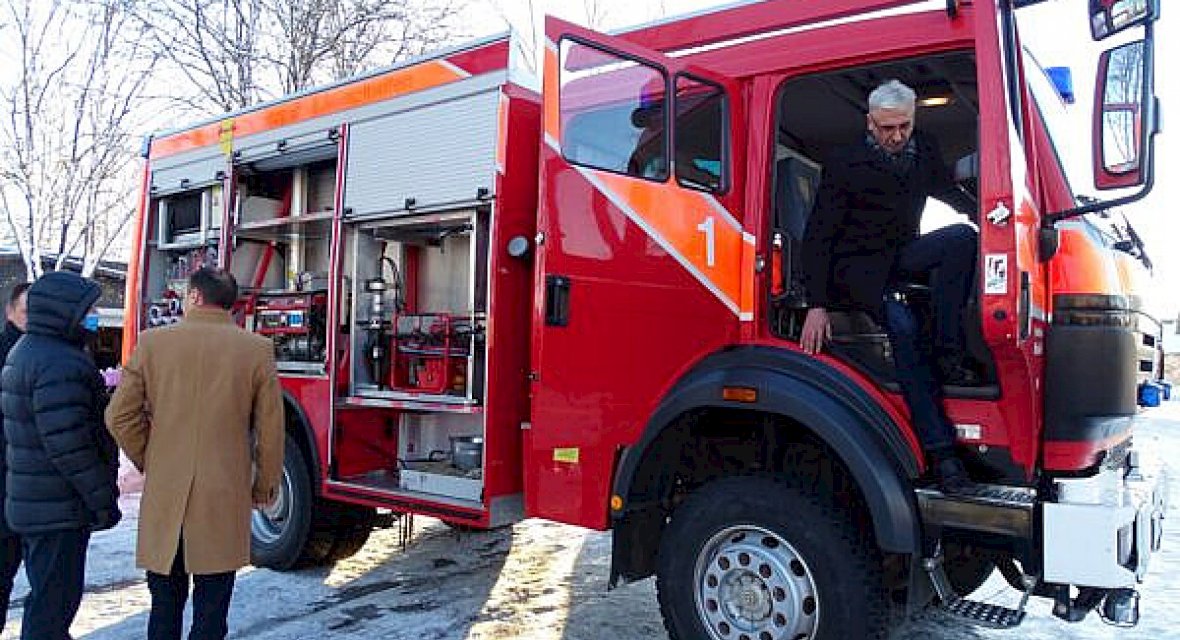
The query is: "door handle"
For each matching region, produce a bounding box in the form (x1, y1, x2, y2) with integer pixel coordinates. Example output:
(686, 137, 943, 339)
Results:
(545, 275, 571, 327)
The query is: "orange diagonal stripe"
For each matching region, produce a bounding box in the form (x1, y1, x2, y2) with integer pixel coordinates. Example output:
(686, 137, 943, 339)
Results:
(593, 171, 746, 312)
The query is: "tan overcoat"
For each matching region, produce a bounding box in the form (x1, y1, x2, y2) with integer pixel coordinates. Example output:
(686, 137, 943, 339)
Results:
(105, 306, 283, 575)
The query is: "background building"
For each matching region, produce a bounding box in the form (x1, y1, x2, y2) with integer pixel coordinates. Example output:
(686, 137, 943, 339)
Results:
(0, 246, 125, 370)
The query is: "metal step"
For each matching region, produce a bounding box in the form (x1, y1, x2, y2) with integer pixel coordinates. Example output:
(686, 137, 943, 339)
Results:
(915, 483, 1036, 538)
(924, 544, 1033, 630)
(943, 597, 1026, 628)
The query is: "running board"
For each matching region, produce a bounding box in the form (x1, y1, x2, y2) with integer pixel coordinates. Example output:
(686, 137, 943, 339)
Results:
(915, 483, 1036, 539)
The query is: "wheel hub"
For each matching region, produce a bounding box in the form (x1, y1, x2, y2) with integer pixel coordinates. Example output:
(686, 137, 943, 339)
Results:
(694, 526, 819, 640)
(251, 467, 293, 544)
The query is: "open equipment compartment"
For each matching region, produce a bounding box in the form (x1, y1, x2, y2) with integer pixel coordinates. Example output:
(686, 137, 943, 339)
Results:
(346, 209, 488, 405)
(336, 206, 491, 504)
(229, 137, 339, 376)
(140, 147, 227, 328)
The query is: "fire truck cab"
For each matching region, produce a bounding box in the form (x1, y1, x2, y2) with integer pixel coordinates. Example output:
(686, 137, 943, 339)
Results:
(125, 0, 1166, 637)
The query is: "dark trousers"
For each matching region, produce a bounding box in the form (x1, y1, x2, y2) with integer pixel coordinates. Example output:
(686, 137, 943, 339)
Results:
(21, 529, 90, 640)
(883, 223, 977, 453)
(892, 223, 978, 357)
(147, 539, 235, 640)
(0, 533, 22, 633)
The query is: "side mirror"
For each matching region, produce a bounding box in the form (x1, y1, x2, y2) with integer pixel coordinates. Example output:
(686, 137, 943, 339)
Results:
(1089, 0, 1158, 41)
(1093, 39, 1155, 190)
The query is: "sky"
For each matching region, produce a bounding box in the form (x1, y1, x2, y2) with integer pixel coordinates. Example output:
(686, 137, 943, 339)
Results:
(466, 0, 1177, 317)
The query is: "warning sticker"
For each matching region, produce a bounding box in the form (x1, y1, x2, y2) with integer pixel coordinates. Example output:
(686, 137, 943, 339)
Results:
(985, 254, 1008, 295)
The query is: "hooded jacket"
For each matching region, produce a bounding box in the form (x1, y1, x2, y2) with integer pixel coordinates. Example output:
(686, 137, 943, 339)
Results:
(2, 272, 119, 534)
(0, 320, 23, 537)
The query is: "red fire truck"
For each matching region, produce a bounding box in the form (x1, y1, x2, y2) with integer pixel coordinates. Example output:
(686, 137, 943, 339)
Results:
(124, 0, 1166, 636)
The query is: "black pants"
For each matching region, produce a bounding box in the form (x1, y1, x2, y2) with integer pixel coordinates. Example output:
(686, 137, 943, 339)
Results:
(0, 532, 22, 633)
(147, 539, 235, 640)
(884, 223, 977, 452)
(21, 529, 90, 640)
(893, 223, 978, 358)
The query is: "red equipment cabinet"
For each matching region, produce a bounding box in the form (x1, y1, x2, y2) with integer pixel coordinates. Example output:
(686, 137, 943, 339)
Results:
(388, 313, 471, 394)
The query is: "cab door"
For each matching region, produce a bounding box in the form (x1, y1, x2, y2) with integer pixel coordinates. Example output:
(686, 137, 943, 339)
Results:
(526, 17, 750, 528)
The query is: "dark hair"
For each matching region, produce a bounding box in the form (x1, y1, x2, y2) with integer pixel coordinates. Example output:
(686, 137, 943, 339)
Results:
(7, 282, 30, 307)
(188, 267, 239, 309)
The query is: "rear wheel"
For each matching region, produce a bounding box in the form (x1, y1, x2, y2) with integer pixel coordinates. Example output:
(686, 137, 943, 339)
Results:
(657, 476, 891, 640)
(322, 503, 376, 561)
(251, 435, 376, 568)
(943, 542, 995, 597)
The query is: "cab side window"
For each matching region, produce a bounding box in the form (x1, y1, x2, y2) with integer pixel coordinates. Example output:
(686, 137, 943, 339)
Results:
(674, 75, 728, 193)
(559, 39, 668, 181)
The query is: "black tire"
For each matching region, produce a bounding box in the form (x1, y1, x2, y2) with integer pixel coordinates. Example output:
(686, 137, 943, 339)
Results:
(251, 435, 326, 569)
(656, 476, 891, 640)
(322, 504, 376, 562)
(943, 542, 995, 597)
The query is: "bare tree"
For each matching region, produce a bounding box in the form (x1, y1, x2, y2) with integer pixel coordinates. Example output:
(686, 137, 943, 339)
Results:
(135, 0, 464, 116)
(493, 0, 673, 76)
(133, 0, 265, 113)
(495, 0, 539, 74)
(0, 0, 159, 279)
(582, 0, 611, 28)
(263, 0, 465, 93)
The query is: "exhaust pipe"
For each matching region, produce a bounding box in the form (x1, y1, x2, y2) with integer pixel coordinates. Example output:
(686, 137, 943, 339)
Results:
(1100, 588, 1140, 627)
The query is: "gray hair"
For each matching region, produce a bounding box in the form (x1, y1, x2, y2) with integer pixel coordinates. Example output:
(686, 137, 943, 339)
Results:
(868, 79, 916, 112)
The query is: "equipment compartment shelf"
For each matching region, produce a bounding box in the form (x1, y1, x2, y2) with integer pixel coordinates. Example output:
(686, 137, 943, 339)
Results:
(234, 211, 335, 241)
(337, 394, 483, 414)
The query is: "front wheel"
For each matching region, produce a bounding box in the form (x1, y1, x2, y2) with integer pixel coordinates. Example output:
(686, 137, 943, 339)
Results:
(656, 476, 891, 640)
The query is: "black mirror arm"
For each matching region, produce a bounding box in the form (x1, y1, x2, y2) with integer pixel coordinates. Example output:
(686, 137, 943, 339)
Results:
(1043, 174, 1154, 226)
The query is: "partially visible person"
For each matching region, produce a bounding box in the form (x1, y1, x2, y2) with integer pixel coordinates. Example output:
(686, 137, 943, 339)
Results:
(106, 267, 283, 640)
(800, 79, 978, 492)
(0, 282, 28, 632)
(2, 273, 121, 640)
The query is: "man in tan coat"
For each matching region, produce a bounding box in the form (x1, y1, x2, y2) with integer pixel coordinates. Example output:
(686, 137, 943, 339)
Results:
(106, 267, 283, 640)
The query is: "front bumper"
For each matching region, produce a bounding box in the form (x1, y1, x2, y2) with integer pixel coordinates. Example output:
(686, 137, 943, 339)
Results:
(1042, 449, 1167, 588)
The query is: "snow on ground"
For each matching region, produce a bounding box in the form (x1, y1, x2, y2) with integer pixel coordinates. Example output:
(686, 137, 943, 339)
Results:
(3, 405, 1179, 639)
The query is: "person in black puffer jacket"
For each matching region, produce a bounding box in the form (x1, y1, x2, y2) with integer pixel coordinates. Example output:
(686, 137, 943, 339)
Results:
(0, 281, 29, 634)
(2, 272, 121, 640)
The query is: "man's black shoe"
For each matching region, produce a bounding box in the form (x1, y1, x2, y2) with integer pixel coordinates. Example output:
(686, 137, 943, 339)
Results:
(935, 456, 975, 495)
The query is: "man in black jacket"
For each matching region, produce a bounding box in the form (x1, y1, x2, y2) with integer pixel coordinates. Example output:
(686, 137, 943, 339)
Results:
(800, 79, 977, 491)
(0, 281, 28, 632)
(2, 272, 121, 639)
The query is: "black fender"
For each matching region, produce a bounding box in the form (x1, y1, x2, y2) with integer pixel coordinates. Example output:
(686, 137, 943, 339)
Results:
(281, 390, 323, 496)
(612, 345, 921, 554)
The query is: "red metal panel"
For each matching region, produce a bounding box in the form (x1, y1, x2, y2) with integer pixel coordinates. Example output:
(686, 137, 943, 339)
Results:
(446, 39, 511, 76)
(620, 0, 928, 54)
(281, 376, 335, 480)
(528, 147, 743, 528)
(122, 162, 151, 364)
(482, 84, 542, 502)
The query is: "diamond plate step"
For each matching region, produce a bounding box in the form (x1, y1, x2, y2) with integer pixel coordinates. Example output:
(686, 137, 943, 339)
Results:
(944, 597, 1026, 628)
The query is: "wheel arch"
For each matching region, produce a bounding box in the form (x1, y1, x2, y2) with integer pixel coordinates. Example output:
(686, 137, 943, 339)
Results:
(281, 391, 323, 496)
(610, 346, 922, 585)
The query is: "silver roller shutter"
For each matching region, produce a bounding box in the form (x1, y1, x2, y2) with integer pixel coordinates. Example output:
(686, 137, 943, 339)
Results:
(344, 88, 499, 217)
(150, 150, 226, 196)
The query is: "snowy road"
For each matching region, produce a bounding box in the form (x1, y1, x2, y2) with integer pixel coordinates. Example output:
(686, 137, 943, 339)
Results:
(3, 405, 1178, 640)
